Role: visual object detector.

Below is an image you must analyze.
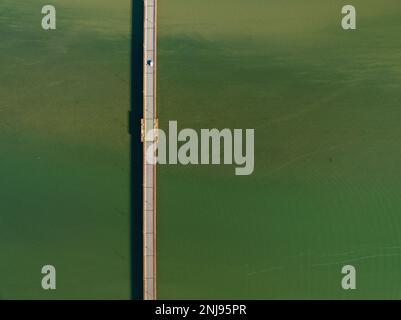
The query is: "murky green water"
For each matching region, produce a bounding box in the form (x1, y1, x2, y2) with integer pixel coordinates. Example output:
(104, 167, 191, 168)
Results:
(2, 0, 401, 300)
(157, 0, 401, 299)
(0, 0, 131, 299)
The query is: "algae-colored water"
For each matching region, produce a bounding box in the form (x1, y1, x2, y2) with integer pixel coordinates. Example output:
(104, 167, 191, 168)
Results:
(0, 0, 131, 299)
(2, 0, 401, 300)
(157, 0, 401, 299)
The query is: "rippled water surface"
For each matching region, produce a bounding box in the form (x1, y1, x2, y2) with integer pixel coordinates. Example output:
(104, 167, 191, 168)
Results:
(157, 0, 401, 299)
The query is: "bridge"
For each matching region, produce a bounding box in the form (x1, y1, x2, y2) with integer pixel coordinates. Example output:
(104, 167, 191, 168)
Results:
(142, 0, 157, 300)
